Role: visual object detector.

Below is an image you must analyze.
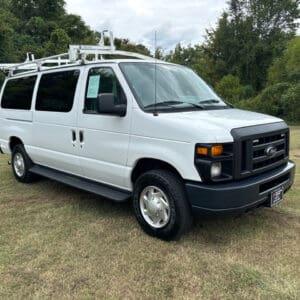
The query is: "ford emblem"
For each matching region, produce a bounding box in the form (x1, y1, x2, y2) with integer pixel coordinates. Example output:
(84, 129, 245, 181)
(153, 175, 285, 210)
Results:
(265, 146, 277, 157)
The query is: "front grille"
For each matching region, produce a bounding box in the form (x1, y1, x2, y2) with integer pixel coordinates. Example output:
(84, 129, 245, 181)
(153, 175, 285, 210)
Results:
(231, 123, 289, 180)
(251, 132, 287, 171)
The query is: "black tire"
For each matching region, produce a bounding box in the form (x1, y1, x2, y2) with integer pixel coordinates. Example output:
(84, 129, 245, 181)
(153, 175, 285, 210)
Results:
(11, 144, 36, 183)
(133, 169, 193, 240)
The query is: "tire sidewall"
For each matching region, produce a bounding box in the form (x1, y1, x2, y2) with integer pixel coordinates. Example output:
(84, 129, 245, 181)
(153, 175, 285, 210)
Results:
(133, 170, 188, 240)
(12, 145, 31, 182)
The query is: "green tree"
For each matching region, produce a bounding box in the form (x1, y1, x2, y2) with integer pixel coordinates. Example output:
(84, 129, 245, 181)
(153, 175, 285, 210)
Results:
(0, 0, 19, 62)
(281, 83, 300, 121)
(215, 75, 244, 103)
(165, 44, 216, 85)
(238, 37, 300, 121)
(203, 0, 299, 90)
(9, 0, 65, 21)
(59, 14, 95, 44)
(45, 28, 71, 55)
(114, 38, 151, 56)
(24, 17, 50, 44)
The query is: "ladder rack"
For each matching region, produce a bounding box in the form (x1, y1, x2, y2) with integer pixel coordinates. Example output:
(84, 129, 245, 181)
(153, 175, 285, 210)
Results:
(0, 31, 155, 77)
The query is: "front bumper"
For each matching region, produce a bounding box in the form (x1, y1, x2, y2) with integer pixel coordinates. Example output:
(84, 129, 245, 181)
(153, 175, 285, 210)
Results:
(186, 161, 295, 214)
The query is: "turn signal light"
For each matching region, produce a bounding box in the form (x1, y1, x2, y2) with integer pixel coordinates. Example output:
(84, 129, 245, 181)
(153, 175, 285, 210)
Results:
(211, 145, 223, 156)
(196, 147, 208, 156)
(196, 145, 224, 157)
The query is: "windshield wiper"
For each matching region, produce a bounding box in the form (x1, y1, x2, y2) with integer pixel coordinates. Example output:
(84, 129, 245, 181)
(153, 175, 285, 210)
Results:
(145, 100, 205, 109)
(144, 100, 183, 109)
(186, 102, 205, 109)
(198, 99, 222, 105)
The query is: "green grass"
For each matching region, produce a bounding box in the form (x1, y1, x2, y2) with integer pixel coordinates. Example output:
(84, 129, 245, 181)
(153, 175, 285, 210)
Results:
(0, 127, 299, 299)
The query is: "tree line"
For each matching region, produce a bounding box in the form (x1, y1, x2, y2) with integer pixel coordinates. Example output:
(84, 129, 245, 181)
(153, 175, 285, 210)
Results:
(0, 0, 299, 121)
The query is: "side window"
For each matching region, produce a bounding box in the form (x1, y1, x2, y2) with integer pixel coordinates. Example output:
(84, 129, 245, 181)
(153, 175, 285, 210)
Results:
(84, 67, 126, 113)
(1, 76, 36, 110)
(36, 70, 80, 112)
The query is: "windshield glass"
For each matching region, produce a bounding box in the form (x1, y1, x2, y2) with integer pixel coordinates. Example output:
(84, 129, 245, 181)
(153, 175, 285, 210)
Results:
(120, 62, 227, 111)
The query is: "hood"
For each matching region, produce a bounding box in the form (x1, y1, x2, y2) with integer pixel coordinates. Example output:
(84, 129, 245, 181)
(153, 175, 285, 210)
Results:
(161, 108, 282, 131)
(132, 108, 284, 143)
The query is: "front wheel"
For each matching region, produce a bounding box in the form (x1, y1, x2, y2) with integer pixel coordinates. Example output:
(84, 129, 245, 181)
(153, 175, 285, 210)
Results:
(133, 169, 193, 240)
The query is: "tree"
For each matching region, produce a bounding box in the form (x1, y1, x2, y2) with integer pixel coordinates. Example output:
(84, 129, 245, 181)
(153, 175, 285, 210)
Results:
(24, 17, 50, 44)
(215, 75, 244, 103)
(281, 83, 300, 121)
(59, 14, 95, 44)
(114, 38, 151, 56)
(238, 36, 300, 121)
(9, 0, 65, 21)
(203, 0, 299, 91)
(0, 1, 19, 62)
(45, 28, 71, 55)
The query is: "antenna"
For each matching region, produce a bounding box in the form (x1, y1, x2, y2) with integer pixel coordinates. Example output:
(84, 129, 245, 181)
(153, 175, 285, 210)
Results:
(154, 31, 158, 116)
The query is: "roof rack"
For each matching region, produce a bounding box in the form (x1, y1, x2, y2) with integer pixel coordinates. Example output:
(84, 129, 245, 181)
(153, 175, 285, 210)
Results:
(0, 30, 155, 77)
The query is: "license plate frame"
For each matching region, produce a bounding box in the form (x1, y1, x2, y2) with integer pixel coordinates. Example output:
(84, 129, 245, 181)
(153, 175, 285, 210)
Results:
(269, 186, 284, 207)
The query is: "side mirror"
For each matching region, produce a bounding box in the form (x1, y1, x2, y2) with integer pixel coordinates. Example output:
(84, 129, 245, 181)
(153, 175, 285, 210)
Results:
(97, 93, 126, 117)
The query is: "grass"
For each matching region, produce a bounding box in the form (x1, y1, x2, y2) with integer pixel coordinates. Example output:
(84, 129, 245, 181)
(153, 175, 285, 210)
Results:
(0, 127, 299, 299)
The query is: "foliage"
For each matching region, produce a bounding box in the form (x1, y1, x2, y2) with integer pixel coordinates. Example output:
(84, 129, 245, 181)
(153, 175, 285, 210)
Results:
(45, 28, 71, 55)
(281, 83, 300, 121)
(202, 0, 299, 90)
(0, 0, 152, 65)
(238, 36, 300, 121)
(215, 75, 244, 104)
(165, 44, 217, 86)
(114, 38, 151, 56)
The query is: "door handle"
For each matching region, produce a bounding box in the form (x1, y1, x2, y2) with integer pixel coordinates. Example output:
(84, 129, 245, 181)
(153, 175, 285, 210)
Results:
(79, 130, 84, 147)
(71, 130, 76, 147)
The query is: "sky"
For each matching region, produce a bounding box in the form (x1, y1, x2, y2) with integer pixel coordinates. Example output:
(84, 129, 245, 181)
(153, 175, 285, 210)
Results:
(65, 0, 227, 53)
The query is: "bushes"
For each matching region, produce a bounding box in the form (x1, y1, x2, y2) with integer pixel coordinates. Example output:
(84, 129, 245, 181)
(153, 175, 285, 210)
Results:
(237, 82, 300, 122)
(281, 83, 300, 122)
(236, 37, 300, 122)
(215, 75, 244, 104)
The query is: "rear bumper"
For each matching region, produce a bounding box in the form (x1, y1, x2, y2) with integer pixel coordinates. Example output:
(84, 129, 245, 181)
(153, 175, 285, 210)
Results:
(186, 161, 295, 214)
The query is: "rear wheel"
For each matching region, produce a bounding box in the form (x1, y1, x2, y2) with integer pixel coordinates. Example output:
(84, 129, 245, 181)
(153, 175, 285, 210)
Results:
(12, 144, 36, 183)
(133, 169, 193, 240)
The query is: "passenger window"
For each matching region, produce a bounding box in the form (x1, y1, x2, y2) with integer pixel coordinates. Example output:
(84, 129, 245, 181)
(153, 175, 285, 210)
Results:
(36, 70, 80, 112)
(84, 67, 126, 113)
(1, 76, 36, 110)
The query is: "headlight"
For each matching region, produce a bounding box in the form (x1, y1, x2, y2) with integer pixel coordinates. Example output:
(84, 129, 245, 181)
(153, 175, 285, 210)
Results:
(194, 143, 233, 182)
(211, 162, 222, 178)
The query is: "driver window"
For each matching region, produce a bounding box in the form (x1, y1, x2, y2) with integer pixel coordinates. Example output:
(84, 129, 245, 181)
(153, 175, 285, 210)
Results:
(84, 67, 126, 114)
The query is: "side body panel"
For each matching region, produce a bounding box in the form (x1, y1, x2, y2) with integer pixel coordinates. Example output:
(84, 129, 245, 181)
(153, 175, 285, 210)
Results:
(76, 64, 132, 190)
(27, 68, 83, 175)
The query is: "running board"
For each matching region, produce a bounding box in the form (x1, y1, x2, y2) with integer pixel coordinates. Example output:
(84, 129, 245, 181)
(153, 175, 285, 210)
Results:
(30, 165, 131, 202)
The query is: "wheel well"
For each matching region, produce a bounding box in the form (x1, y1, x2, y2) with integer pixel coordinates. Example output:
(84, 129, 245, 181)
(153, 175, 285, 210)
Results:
(9, 137, 23, 151)
(131, 158, 182, 183)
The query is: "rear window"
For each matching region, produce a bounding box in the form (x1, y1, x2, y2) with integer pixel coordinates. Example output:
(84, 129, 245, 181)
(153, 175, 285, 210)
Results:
(36, 70, 80, 112)
(1, 76, 36, 110)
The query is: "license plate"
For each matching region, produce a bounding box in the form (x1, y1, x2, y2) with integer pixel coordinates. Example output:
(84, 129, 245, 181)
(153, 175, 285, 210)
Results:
(270, 186, 284, 207)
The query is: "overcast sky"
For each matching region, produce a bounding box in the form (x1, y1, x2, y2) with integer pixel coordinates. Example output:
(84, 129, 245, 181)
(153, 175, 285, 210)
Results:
(65, 0, 227, 52)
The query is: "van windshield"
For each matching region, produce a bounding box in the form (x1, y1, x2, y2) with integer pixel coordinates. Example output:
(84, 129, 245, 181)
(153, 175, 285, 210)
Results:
(119, 62, 228, 111)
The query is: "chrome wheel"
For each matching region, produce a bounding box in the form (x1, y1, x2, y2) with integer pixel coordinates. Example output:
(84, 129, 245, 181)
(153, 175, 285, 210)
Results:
(139, 186, 171, 228)
(13, 153, 25, 177)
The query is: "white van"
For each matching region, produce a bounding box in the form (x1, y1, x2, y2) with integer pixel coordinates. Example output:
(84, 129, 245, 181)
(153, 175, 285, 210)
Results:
(0, 33, 295, 240)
